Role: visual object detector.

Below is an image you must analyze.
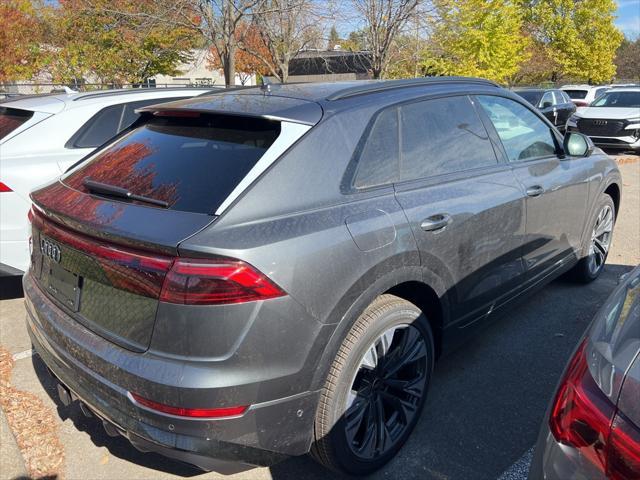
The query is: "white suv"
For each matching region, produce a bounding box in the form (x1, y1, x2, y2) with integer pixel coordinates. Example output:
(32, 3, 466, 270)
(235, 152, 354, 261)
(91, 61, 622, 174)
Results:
(561, 84, 610, 107)
(566, 87, 640, 152)
(0, 87, 214, 274)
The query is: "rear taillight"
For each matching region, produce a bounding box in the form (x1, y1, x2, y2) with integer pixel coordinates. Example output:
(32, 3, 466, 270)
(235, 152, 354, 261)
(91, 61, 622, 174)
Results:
(31, 208, 285, 305)
(159, 258, 285, 305)
(130, 392, 248, 418)
(550, 339, 640, 477)
(607, 411, 640, 480)
(0, 181, 12, 192)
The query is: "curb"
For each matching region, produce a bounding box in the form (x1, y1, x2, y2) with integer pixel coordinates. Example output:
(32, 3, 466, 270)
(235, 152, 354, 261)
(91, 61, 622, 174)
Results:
(0, 406, 28, 478)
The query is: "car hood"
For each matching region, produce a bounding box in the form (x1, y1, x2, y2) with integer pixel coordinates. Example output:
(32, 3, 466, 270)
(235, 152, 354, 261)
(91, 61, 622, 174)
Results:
(576, 107, 640, 120)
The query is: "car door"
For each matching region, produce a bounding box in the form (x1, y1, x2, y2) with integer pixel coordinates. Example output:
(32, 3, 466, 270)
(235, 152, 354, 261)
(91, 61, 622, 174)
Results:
(475, 95, 591, 282)
(392, 95, 527, 326)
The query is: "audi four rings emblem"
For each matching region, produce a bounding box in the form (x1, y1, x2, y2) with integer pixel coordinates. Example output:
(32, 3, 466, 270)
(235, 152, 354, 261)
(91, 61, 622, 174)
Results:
(594, 120, 608, 126)
(40, 238, 62, 263)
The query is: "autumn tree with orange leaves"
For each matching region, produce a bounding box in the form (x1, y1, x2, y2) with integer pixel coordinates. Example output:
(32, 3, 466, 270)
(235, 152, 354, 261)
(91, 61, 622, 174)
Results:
(0, 0, 46, 83)
(207, 23, 272, 84)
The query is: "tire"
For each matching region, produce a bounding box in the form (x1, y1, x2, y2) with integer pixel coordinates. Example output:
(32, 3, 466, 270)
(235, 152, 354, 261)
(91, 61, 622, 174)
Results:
(570, 194, 615, 283)
(310, 294, 434, 476)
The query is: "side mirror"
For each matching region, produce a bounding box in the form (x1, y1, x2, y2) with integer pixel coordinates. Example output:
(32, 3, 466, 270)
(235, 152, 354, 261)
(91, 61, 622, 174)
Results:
(541, 101, 553, 109)
(563, 132, 594, 157)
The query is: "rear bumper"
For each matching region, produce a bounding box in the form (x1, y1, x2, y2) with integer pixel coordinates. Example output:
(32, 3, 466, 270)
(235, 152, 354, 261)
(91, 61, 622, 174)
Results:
(23, 272, 320, 471)
(528, 423, 606, 480)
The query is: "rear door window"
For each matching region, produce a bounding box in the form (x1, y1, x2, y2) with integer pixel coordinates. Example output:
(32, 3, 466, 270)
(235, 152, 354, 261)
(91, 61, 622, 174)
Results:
(399, 95, 497, 181)
(63, 114, 281, 214)
(68, 97, 186, 149)
(0, 107, 34, 139)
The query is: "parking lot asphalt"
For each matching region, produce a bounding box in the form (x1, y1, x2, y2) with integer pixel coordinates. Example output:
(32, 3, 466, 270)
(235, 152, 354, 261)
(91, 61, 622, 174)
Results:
(0, 157, 638, 480)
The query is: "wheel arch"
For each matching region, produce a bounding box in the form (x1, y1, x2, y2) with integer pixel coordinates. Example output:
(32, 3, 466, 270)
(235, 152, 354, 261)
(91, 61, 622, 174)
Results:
(604, 181, 621, 218)
(309, 265, 449, 392)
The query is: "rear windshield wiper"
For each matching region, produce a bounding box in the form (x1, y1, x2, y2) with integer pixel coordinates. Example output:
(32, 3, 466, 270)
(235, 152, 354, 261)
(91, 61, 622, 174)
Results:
(83, 178, 169, 208)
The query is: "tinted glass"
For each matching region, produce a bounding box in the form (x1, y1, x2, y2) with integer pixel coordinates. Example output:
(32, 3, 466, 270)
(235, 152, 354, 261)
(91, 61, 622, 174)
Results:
(563, 89, 588, 100)
(552, 91, 565, 104)
(120, 97, 185, 133)
(353, 107, 400, 188)
(516, 91, 543, 106)
(594, 87, 609, 99)
(477, 96, 557, 162)
(540, 91, 554, 107)
(64, 114, 281, 214)
(72, 104, 123, 148)
(591, 91, 640, 108)
(0, 107, 34, 139)
(71, 97, 187, 149)
(399, 96, 497, 181)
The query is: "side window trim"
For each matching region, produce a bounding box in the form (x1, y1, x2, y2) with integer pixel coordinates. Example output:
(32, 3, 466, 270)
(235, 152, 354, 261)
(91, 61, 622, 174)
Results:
(473, 94, 562, 164)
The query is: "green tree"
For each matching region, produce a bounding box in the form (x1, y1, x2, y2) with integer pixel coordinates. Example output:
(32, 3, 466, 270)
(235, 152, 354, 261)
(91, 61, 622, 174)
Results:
(47, 0, 200, 85)
(341, 29, 368, 51)
(423, 0, 529, 84)
(327, 25, 340, 50)
(526, 0, 623, 83)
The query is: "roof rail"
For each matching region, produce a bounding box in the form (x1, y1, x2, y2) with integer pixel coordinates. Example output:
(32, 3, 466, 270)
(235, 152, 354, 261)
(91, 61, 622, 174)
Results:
(326, 77, 500, 101)
(73, 86, 220, 102)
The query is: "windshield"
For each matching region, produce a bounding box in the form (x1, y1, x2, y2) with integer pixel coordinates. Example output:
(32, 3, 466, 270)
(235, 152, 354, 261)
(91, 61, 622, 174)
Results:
(563, 89, 588, 100)
(515, 91, 543, 106)
(591, 91, 640, 108)
(63, 113, 281, 214)
(0, 107, 34, 139)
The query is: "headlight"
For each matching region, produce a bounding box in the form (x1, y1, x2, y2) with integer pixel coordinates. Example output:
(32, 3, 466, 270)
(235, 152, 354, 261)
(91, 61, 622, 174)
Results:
(568, 114, 580, 124)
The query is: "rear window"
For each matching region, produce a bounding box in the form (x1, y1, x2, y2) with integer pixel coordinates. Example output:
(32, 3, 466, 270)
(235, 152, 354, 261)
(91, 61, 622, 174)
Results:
(591, 91, 640, 108)
(563, 89, 588, 100)
(63, 113, 281, 214)
(0, 107, 33, 139)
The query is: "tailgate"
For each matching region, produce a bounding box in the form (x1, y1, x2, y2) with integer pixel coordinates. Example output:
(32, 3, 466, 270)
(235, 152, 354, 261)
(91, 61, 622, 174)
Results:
(30, 183, 214, 352)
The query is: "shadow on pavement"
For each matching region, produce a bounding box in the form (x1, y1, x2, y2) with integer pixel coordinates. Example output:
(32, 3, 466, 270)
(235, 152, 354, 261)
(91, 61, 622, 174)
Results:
(268, 264, 634, 480)
(1, 274, 24, 300)
(26, 264, 635, 480)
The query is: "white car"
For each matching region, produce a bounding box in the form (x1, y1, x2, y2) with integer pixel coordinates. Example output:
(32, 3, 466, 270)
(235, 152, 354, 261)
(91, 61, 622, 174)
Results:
(561, 84, 610, 107)
(566, 87, 640, 152)
(0, 87, 214, 274)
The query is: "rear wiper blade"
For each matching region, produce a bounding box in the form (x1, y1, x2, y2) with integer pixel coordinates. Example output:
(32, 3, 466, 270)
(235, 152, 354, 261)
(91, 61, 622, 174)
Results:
(83, 178, 169, 208)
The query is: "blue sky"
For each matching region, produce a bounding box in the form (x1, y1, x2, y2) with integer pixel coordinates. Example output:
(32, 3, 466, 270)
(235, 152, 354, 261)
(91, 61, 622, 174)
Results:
(616, 0, 640, 38)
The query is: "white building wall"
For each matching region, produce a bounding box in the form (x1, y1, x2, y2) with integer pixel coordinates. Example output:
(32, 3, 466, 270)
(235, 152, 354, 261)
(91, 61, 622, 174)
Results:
(154, 49, 256, 87)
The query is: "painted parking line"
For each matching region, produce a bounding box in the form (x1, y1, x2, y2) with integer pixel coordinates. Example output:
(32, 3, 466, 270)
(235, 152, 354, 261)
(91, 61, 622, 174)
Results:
(497, 447, 533, 480)
(11, 349, 34, 361)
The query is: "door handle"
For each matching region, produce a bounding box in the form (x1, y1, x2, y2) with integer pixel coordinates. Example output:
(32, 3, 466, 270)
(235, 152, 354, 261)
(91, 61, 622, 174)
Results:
(420, 214, 452, 232)
(526, 185, 545, 197)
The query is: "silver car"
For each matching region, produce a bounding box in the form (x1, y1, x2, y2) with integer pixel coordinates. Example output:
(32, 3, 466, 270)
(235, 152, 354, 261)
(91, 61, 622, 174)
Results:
(529, 265, 640, 480)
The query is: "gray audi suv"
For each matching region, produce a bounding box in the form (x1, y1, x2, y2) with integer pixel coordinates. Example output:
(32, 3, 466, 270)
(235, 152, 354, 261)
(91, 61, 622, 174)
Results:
(24, 78, 622, 475)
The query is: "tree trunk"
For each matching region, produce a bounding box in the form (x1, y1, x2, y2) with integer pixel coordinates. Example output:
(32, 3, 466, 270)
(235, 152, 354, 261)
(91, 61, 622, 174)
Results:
(223, 44, 236, 86)
(280, 61, 289, 83)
